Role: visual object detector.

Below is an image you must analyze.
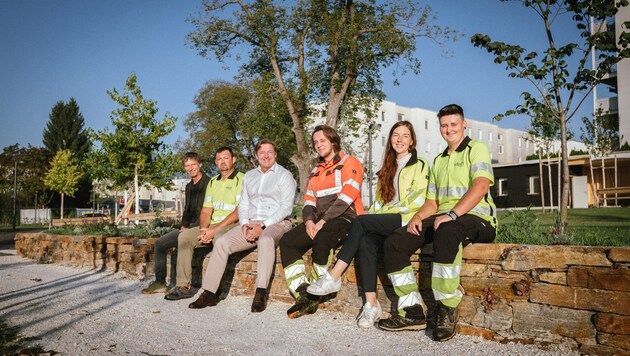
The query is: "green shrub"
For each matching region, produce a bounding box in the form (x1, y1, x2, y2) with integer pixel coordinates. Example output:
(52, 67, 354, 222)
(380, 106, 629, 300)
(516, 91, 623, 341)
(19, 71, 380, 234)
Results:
(496, 206, 545, 244)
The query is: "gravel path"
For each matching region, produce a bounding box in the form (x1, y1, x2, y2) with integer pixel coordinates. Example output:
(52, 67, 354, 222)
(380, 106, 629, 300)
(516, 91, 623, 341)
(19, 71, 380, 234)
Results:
(0, 251, 576, 355)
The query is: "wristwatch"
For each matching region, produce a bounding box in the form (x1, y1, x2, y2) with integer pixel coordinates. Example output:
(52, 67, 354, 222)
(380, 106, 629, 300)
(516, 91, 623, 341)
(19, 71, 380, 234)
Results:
(261, 223, 266, 230)
(447, 210, 458, 221)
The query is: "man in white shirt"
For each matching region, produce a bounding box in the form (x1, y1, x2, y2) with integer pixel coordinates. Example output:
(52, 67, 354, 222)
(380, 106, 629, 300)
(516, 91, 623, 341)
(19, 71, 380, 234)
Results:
(188, 139, 296, 313)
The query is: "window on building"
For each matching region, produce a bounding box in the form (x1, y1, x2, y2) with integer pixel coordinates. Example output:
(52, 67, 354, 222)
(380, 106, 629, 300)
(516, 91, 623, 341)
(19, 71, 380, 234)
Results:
(466, 128, 472, 137)
(498, 145, 504, 154)
(426, 143, 431, 153)
(381, 136, 386, 147)
(478, 130, 483, 140)
(425, 120, 429, 130)
(497, 178, 508, 196)
(529, 176, 541, 195)
(488, 132, 493, 142)
(381, 111, 386, 122)
(526, 141, 530, 149)
(518, 138, 522, 147)
(397, 113, 404, 121)
(498, 133, 503, 140)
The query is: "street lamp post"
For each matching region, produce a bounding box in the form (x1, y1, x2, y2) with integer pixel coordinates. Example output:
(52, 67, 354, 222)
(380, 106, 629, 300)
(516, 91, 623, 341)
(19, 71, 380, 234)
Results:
(12, 160, 18, 231)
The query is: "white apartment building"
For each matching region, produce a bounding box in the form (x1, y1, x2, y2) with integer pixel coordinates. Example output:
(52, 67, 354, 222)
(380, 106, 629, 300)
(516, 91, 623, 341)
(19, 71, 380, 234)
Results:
(594, 6, 630, 145)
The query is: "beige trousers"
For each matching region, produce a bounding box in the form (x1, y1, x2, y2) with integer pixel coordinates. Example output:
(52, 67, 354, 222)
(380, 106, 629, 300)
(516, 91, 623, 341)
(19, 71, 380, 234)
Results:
(201, 220, 291, 293)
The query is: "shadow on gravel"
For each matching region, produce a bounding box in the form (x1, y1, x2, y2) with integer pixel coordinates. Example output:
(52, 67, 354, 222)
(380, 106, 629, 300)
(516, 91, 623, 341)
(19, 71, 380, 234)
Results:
(0, 317, 49, 355)
(0, 260, 35, 270)
(0, 264, 141, 342)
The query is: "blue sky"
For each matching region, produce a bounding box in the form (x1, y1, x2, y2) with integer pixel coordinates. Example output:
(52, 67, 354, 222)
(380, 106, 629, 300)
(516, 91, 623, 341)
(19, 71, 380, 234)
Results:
(0, 0, 594, 150)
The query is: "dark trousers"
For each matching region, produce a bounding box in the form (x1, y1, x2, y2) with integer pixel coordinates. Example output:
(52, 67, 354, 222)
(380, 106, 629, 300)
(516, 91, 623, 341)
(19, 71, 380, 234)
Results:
(383, 214, 495, 274)
(280, 217, 351, 268)
(154, 229, 179, 284)
(336, 214, 402, 293)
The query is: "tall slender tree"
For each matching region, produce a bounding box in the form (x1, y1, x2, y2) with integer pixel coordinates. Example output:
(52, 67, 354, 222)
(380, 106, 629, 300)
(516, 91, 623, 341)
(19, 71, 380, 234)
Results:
(43, 150, 83, 219)
(471, 0, 630, 229)
(86, 73, 178, 216)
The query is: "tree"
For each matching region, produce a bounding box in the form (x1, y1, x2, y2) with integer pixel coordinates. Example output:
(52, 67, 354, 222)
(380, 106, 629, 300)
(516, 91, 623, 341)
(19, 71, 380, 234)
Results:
(178, 79, 294, 173)
(0, 144, 52, 224)
(43, 150, 83, 219)
(471, 0, 630, 230)
(86, 73, 178, 216)
(187, 0, 456, 194)
(42, 98, 90, 159)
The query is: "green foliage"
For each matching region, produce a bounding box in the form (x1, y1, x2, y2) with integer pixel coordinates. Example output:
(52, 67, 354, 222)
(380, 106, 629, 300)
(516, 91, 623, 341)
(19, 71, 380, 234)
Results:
(42, 98, 91, 159)
(44, 150, 82, 198)
(47, 218, 178, 238)
(86, 73, 178, 191)
(581, 107, 620, 155)
(187, 0, 458, 193)
(177, 79, 294, 172)
(621, 142, 630, 151)
(496, 206, 544, 244)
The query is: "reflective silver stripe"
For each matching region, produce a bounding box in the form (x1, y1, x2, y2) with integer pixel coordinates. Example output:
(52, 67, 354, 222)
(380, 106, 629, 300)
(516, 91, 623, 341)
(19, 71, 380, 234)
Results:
(315, 186, 342, 197)
(433, 289, 463, 301)
(345, 178, 361, 191)
(304, 200, 316, 207)
(338, 193, 354, 205)
(313, 263, 328, 278)
(306, 190, 314, 197)
(432, 264, 461, 279)
(204, 196, 213, 203)
(399, 207, 409, 214)
(471, 161, 492, 174)
(438, 187, 468, 198)
(335, 167, 342, 189)
(284, 264, 305, 279)
(428, 183, 437, 195)
(390, 271, 416, 287)
(413, 196, 425, 206)
(235, 194, 240, 202)
(211, 215, 226, 222)
(213, 202, 236, 211)
(374, 201, 383, 210)
(471, 205, 492, 216)
(398, 291, 422, 309)
(289, 276, 307, 293)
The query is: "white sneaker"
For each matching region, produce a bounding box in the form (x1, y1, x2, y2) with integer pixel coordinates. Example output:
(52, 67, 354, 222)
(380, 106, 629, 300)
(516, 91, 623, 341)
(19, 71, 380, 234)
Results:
(306, 271, 342, 296)
(357, 301, 382, 329)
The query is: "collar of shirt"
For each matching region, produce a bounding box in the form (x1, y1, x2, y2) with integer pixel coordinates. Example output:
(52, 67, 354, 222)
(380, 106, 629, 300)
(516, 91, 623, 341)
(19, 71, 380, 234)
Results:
(257, 162, 278, 174)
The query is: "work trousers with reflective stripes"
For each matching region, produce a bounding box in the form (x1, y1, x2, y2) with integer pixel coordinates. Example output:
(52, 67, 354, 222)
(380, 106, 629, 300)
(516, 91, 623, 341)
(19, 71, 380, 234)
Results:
(175, 224, 235, 287)
(201, 221, 291, 293)
(280, 217, 350, 297)
(336, 214, 402, 294)
(384, 214, 495, 311)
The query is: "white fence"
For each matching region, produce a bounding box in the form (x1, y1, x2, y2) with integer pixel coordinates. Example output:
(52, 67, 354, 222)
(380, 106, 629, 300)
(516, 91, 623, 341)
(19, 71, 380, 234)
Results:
(20, 209, 51, 224)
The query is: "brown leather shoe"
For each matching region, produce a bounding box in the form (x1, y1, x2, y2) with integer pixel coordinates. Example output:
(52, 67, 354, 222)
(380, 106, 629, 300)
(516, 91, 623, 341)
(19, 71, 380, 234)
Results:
(188, 290, 218, 309)
(251, 291, 268, 313)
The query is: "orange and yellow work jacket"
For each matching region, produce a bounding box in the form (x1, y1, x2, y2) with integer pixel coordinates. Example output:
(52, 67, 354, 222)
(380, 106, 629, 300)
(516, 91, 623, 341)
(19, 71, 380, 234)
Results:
(303, 151, 364, 223)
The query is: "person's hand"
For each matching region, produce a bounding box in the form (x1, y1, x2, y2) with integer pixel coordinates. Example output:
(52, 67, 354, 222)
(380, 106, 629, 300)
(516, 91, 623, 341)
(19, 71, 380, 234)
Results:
(406, 215, 423, 236)
(305, 220, 316, 239)
(433, 214, 452, 230)
(198, 226, 216, 244)
(245, 224, 263, 242)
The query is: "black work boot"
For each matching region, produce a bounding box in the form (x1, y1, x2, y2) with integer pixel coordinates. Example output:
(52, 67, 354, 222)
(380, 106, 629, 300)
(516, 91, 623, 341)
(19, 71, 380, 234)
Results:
(378, 304, 427, 331)
(287, 283, 320, 319)
(251, 288, 268, 313)
(433, 302, 459, 341)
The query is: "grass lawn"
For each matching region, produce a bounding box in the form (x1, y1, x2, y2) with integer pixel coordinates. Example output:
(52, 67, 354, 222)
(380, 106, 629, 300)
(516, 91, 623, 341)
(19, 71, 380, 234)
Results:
(497, 207, 630, 246)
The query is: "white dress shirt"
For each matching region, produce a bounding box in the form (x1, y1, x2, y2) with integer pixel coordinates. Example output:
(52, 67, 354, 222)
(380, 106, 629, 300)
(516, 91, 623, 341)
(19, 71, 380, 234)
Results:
(238, 162, 296, 227)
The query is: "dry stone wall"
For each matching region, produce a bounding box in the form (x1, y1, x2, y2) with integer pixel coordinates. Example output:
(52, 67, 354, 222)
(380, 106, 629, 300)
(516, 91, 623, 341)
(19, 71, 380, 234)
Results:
(14, 233, 629, 355)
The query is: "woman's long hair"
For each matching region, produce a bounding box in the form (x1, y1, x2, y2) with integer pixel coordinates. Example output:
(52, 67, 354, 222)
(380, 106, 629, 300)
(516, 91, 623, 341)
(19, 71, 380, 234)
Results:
(376, 121, 417, 204)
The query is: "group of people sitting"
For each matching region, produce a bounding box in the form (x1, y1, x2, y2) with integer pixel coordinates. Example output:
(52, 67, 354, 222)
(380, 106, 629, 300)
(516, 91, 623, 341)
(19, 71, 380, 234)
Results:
(141, 103, 497, 342)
